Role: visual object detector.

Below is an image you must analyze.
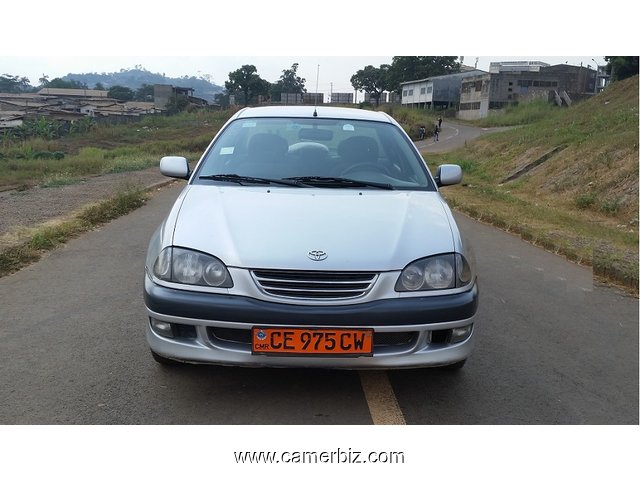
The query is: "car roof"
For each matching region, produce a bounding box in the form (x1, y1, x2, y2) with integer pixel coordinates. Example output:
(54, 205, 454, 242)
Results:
(233, 105, 395, 123)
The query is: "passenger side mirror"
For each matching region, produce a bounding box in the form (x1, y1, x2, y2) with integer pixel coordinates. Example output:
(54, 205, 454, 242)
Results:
(435, 164, 463, 187)
(160, 156, 190, 179)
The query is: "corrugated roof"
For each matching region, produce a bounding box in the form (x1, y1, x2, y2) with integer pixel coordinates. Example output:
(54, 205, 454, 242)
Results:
(0, 99, 48, 108)
(124, 101, 156, 109)
(0, 93, 43, 100)
(37, 88, 109, 97)
(400, 69, 489, 86)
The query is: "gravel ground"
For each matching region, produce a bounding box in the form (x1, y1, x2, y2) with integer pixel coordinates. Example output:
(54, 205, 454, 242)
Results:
(0, 168, 173, 242)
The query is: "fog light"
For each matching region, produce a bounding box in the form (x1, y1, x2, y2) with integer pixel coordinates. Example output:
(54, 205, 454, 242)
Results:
(150, 318, 174, 338)
(450, 325, 473, 343)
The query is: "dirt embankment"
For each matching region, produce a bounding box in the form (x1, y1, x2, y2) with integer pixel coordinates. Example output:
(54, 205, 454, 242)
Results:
(0, 168, 172, 247)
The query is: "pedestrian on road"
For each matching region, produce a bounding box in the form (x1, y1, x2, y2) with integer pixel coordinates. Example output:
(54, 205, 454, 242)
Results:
(419, 125, 426, 140)
(433, 124, 439, 142)
(438, 116, 442, 129)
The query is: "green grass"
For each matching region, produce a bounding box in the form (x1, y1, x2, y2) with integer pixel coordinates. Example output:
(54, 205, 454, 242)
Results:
(475, 99, 557, 127)
(41, 174, 86, 188)
(0, 109, 233, 188)
(377, 104, 442, 140)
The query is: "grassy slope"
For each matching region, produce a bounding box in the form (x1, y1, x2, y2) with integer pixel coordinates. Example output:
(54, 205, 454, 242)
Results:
(427, 75, 639, 291)
(0, 109, 236, 188)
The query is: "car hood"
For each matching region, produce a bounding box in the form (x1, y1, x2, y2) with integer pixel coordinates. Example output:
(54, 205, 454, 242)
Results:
(171, 185, 456, 271)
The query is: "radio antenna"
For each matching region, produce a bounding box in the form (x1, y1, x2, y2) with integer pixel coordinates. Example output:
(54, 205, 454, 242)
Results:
(313, 64, 320, 116)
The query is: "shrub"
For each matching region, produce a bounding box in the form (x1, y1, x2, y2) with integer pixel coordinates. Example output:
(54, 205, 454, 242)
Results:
(576, 193, 596, 209)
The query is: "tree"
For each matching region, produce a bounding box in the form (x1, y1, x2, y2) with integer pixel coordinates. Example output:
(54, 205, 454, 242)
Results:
(94, 82, 106, 91)
(38, 74, 49, 87)
(0, 74, 32, 93)
(214, 92, 230, 108)
(604, 56, 639, 82)
(45, 78, 88, 89)
(386, 56, 461, 93)
(107, 85, 135, 101)
(165, 95, 190, 114)
(134, 83, 154, 101)
(225, 65, 270, 106)
(350, 64, 391, 106)
(271, 63, 306, 101)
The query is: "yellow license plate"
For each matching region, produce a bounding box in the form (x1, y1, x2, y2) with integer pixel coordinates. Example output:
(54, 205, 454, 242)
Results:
(251, 327, 373, 356)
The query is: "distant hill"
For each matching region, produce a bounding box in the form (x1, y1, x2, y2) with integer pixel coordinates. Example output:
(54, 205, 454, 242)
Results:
(62, 68, 224, 103)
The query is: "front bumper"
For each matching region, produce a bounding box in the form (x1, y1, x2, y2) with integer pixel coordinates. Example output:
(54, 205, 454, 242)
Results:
(144, 275, 479, 368)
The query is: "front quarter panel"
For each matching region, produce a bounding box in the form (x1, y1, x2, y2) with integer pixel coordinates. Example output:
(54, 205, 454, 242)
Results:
(439, 195, 477, 283)
(145, 185, 191, 275)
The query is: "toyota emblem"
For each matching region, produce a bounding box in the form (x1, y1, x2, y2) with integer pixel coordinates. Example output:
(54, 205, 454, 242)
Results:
(308, 250, 328, 261)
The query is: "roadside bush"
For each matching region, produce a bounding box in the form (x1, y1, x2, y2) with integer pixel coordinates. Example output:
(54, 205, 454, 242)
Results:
(69, 118, 94, 135)
(33, 151, 55, 159)
(576, 193, 596, 209)
(599, 198, 621, 215)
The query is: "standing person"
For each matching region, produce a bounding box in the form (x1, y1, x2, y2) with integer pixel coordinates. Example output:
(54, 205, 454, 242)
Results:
(433, 124, 439, 142)
(419, 125, 426, 140)
(438, 115, 442, 129)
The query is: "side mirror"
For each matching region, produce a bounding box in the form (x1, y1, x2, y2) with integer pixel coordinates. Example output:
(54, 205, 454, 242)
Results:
(435, 164, 463, 187)
(160, 156, 190, 179)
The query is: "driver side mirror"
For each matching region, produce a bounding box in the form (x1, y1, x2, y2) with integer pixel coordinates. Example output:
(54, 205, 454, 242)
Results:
(160, 156, 190, 179)
(435, 164, 463, 187)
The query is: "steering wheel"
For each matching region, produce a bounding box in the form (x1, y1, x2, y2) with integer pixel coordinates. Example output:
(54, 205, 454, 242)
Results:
(341, 162, 389, 176)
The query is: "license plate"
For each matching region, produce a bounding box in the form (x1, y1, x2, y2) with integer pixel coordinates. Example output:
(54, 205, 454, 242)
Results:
(251, 327, 373, 356)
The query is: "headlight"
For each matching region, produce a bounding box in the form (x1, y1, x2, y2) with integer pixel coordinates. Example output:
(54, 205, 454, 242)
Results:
(153, 247, 233, 288)
(395, 253, 473, 292)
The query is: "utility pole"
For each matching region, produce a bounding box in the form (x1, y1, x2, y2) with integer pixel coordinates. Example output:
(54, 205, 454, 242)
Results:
(591, 58, 600, 93)
(330, 82, 333, 104)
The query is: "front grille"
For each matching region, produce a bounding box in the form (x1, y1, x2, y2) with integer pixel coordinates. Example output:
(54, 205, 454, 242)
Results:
(252, 269, 378, 300)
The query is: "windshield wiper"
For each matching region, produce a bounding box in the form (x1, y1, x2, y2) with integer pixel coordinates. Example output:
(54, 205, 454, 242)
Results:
(199, 174, 305, 187)
(284, 176, 395, 190)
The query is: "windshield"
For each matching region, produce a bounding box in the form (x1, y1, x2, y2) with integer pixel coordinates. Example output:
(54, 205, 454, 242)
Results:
(193, 116, 435, 190)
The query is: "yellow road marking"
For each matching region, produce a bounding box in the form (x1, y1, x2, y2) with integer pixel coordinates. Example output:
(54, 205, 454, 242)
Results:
(359, 371, 406, 425)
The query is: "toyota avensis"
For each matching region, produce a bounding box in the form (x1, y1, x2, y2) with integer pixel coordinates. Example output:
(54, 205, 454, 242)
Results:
(144, 106, 478, 369)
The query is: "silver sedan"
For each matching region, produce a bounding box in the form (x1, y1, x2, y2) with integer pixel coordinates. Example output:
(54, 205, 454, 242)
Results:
(144, 106, 478, 369)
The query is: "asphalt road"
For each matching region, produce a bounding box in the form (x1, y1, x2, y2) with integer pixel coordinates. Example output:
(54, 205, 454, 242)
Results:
(1, 179, 637, 425)
(416, 120, 513, 153)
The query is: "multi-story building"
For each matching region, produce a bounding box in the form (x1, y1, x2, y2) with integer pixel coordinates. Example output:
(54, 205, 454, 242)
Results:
(458, 61, 599, 119)
(458, 74, 491, 121)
